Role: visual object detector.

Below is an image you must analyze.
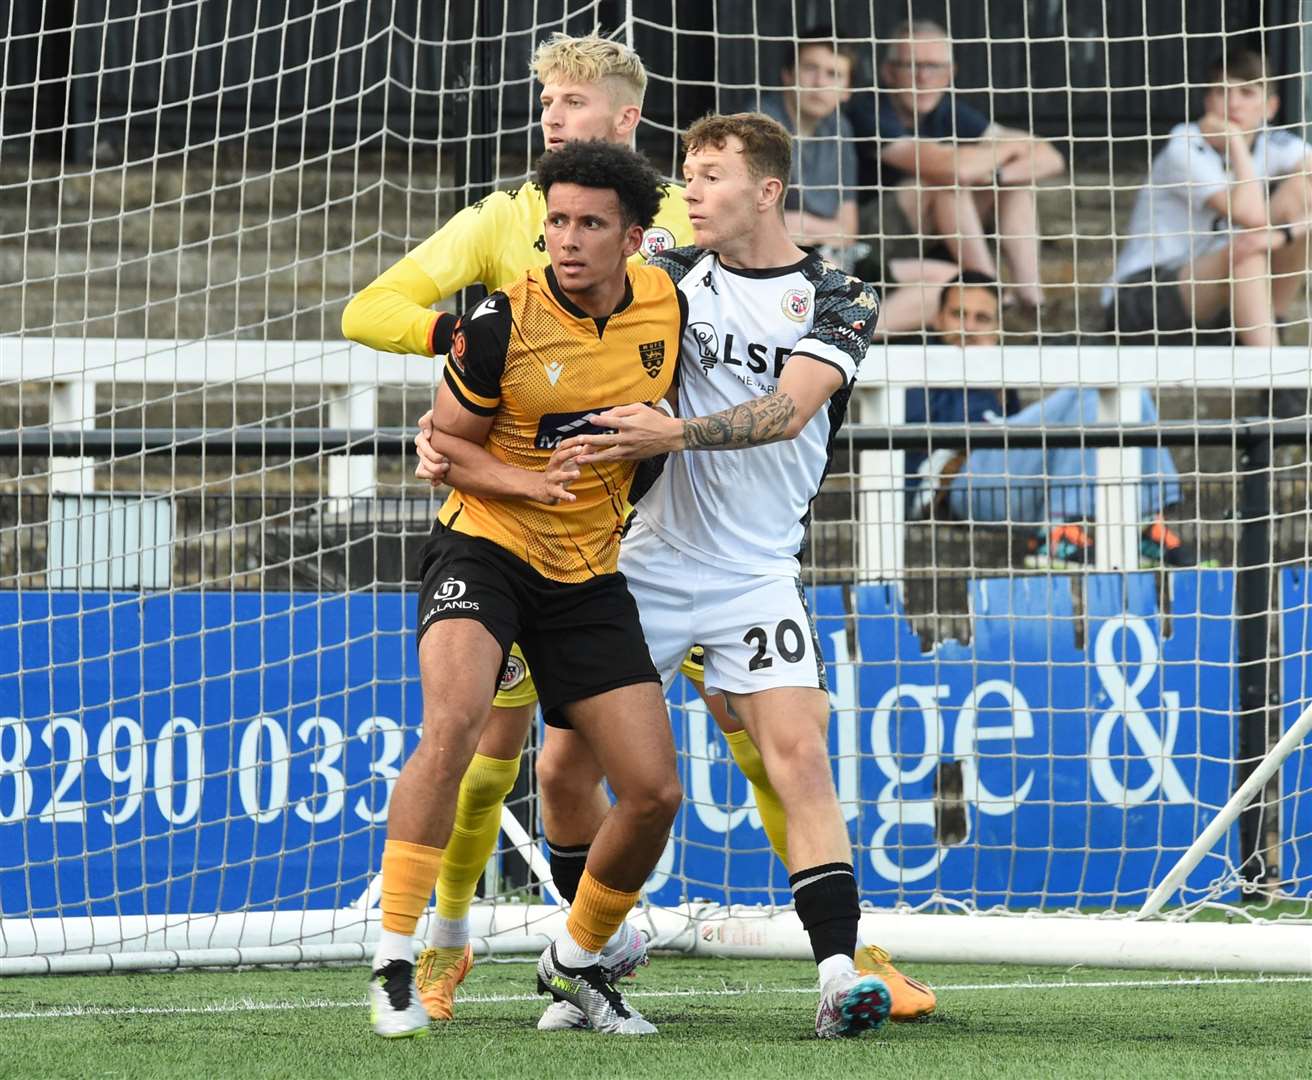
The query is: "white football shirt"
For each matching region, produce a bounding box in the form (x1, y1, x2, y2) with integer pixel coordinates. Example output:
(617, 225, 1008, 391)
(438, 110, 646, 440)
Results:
(637, 247, 879, 576)
(1104, 121, 1311, 305)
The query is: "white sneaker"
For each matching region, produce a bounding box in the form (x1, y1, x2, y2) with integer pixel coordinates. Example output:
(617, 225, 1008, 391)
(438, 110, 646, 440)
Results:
(814, 969, 892, 1039)
(536, 942, 657, 1035)
(369, 958, 431, 1038)
(599, 924, 650, 982)
(537, 999, 590, 1031)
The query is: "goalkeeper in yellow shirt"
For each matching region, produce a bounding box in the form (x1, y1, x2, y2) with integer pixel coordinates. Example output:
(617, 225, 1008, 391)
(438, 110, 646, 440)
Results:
(344, 31, 934, 1029)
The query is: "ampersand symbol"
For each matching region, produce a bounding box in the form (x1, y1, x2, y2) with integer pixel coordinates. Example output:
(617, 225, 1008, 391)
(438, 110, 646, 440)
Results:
(1090, 618, 1190, 806)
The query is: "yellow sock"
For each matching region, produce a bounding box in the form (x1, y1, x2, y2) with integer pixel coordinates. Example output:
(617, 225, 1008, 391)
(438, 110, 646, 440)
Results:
(436, 752, 521, 920)
(725, 728, 789, 867)
(565, 871, 640, 953)
(380, 838, 444, 935)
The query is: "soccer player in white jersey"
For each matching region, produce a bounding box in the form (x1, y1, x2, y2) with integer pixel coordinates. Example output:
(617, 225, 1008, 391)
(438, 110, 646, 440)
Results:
(567, 111, 920, 1038)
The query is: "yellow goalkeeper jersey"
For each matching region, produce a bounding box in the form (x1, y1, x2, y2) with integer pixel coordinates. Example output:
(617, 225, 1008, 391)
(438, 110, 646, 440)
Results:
(342, 178, 692, 357)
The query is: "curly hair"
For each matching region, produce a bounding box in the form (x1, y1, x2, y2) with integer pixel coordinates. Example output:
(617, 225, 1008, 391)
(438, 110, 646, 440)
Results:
(683, 112, 792, 190)
(535, 140, 664, 231)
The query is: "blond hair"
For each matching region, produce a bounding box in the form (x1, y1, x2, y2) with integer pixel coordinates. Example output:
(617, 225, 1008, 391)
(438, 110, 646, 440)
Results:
(531, 32, 647, 107)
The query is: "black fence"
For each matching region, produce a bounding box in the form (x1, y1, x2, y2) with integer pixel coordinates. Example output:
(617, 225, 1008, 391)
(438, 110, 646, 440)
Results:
(2, 0, 1299, 167)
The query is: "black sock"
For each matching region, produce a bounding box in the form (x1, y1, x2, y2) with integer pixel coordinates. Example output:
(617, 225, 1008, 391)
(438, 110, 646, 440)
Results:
(789, 862, 860, 966)
(545, 839, 590, 905)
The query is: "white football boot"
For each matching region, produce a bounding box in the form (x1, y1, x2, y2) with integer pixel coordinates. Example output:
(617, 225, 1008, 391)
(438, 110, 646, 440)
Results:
(814, 969, 892, 1039)
(536, 942, 656, 1035)
(369, 958, 431, 1038)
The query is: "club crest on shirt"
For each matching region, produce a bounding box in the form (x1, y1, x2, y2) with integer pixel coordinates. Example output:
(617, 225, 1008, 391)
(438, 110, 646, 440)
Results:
(638, 339, 665, 378)
(688, 322, 719, 373)
(640, 226, 675, 258)
(781, 287, 811, 322)
(499, 651, 527, 691)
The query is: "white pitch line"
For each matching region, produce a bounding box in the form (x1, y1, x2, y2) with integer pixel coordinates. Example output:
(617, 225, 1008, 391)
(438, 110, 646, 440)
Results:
(2, 973, 1308, 1021)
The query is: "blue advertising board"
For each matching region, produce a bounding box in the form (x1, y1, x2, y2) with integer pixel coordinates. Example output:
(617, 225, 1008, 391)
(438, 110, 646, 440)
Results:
(1278, 568, 1312, 897)
(1, 573, 1240, 918)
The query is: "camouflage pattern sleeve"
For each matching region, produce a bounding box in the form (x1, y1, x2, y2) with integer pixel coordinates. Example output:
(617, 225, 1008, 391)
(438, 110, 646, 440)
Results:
(644, 244, 704, 288)
(791, 260, 879, 383)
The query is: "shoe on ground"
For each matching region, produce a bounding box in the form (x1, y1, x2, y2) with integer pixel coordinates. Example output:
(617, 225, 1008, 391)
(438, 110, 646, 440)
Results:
(537, 999, 591, 1031)
(855, 944, 937, 1021)
(815, 968, 892, 1039)
(415, 943, 474, 1021)
(369, 958, 430, 1038)
(1024, 523, 1094, 570)
(599, 923, 650, 982)
(1140, 516, 1198, 568)
(813, 965, 897, 1044)
(536, 942, 656, 1035)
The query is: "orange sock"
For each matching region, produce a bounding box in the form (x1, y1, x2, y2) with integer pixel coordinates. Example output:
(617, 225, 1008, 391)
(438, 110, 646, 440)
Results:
(565, 870, 640, 953)
(380, 838, 444, 935)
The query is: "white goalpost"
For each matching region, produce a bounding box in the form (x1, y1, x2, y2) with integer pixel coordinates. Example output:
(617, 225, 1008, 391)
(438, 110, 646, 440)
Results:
(3, 1, 1312, 977)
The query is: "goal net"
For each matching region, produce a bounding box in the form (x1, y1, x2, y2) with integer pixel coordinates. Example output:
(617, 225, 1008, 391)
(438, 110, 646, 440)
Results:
(2, 1, 1311, 976)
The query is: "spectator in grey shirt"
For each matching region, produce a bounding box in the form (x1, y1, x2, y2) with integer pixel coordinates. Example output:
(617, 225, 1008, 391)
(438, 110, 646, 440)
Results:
(758, 27, 859, 257)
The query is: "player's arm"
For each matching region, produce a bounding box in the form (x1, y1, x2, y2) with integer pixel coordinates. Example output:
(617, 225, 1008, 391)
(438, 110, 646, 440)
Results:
(572, 359, 839, 460)
(430, 298, 582, 503)
(575, 276, 877, 460)
(431, 389, 582, 505)
(340, 195, 506, 356)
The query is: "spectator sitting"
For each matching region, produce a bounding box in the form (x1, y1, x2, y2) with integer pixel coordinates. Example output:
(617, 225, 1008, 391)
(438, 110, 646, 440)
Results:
(1104, 47, 1312, 362)
(848, 19, 1064, 309)
(909, 273, 1193, 569)
(758, 26, 861, 268)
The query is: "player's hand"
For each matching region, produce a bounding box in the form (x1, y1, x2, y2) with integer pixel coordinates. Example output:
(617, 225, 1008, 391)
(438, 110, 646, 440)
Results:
(539, 443, 585, 504)
(571, 403, 683, 463)
(414, 409, 450, 488)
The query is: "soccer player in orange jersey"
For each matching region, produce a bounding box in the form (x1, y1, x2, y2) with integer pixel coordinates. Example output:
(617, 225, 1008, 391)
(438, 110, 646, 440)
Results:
(368, 141, 685, 1037)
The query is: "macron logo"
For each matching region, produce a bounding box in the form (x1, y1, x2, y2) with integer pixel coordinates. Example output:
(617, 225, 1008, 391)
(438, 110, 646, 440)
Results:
(469, 298, 499, 321)
(543, 360, 564, 386)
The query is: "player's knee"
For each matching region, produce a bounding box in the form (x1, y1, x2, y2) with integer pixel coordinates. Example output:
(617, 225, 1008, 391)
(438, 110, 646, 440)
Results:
(761, 729, 829, 785)
(416, 712, 481, 777)
(626, 774, 682, 832)
(462, 751, 520, 807)
(535, 744, 590, 803)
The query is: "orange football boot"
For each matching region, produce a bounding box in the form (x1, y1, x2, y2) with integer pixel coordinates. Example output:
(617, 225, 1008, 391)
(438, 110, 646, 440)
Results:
(414, 943, 474, 1021)
(855, 944, 937, 1021)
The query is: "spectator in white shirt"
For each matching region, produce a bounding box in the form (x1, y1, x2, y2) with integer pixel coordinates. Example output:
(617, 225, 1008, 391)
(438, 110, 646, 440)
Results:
(1105, 48, 1312, 349)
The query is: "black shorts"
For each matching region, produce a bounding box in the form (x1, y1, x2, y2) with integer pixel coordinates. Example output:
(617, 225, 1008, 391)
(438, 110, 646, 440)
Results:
(416, 522, 659, 724)
(1107, 266, 1227, 339)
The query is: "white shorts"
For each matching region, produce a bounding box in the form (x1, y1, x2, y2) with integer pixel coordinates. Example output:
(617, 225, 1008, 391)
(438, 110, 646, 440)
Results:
(619, 518, 827, 697)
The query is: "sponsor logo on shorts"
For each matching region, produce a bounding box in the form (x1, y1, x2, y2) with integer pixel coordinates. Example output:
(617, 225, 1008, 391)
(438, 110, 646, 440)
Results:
(638, 339, 665, 378)
(499, 652, 527, 691)
(432, 577, 479, 612)
(640, 225, 675, 258)
(781, 287, 811, 322)
(435, 578, 466, 601)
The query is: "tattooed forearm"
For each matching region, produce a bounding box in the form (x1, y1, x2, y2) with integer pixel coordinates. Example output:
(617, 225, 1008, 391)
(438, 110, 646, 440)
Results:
(681, 392, 798, 450)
